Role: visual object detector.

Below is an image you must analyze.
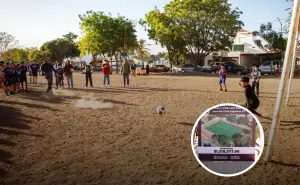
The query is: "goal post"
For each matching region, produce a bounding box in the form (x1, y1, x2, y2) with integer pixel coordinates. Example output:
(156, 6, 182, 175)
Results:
(264, 0, 300, 161)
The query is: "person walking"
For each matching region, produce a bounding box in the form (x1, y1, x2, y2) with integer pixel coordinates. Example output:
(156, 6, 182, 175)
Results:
(84, 64, 93, 88)
(121, 59, 131, 87)
(146, 63, 150, 75)
(64, 60, 74, 88)
(41, 60, 57, 93)
(102, 60, 111, 87)
(131, 61, 137, 77)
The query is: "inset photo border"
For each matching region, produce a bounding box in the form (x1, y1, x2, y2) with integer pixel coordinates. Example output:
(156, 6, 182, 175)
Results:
(191, 103, 264, 177)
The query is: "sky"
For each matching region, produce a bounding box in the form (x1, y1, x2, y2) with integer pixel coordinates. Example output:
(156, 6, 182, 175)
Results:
(0, 0, 291, 54)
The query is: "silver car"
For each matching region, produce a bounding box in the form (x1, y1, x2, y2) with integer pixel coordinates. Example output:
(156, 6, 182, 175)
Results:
(172, 64, 201, 73)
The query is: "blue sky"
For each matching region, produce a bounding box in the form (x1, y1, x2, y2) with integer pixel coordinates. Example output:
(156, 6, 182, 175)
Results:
(0, 0, 291, 54)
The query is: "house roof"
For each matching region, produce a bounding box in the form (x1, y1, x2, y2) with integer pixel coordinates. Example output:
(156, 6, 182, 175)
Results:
(239, 29, 249, 33)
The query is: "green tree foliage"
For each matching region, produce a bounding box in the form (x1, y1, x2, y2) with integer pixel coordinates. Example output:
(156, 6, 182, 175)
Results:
(28, 48, 47, 63)
(242, 128, 250, 135)
(0, 32, 18, 54)
(63, 32, 79, 43)
(78, 11, 137, 72)
(217, 135, 232, 146)
(237, 116, 250, 127)
(233, 135, 251, 147)
(212, 134, 231, 146)
(226, 115, 237, 123)
(141, 6, 188, 66)
(253, 22, 287, 53)
(0, 48, 28, 62)
(40, 35, 80, 62)
(232, 133, 243, 140)
(142, 0, 243, 68)
(133, 39, 151, 58)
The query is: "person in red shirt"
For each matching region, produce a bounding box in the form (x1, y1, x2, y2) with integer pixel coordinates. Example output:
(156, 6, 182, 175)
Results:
(102, 60, 111, 87)
(64, 60, 74, 88)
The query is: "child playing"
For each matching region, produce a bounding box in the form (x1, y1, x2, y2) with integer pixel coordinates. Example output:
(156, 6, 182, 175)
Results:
(219, 64, 228, 91)
(20, 62, 28, 91)
(251, 65, 261, 97)
(102, 60, 111, 87)
(240, 76, 261, 116)
(56, 64, 64, 89)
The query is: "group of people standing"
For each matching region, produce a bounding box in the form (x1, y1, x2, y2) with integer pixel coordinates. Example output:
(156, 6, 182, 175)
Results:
(0, 61, 40, 96)
(0, 58, 149, 95)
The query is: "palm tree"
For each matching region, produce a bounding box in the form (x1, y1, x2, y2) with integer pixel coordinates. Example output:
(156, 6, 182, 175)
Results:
(285, 0, 293, 32)
(134, 39, 151, 58)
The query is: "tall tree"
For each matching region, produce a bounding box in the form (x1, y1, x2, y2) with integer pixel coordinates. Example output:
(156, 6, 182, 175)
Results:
(28, 47, 47, 63)
(142, 0, 243, 69)
(40, 37, 80, 62)
(0, 48, 29, 61)
(253, 22, 287, 60)
(78, 11, 137, 72)
(141, 7, 188, 67)
(63, 32, 79, 42)
(0, 32, 19, 54)
(133, 39, 151, 58)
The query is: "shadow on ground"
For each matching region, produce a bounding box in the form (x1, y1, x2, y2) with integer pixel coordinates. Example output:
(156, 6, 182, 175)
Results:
(0, 104, 43, 177)
(17, 89, 79, 104)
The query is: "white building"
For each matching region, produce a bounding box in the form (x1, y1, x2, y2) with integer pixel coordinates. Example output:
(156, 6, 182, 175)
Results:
(203, 29, 276, 66)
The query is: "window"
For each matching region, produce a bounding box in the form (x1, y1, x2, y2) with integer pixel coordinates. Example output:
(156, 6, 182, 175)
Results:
(232, 44, 244, 52)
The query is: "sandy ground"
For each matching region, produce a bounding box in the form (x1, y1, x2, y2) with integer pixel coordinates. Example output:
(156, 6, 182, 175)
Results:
(0, 72, 300, 185)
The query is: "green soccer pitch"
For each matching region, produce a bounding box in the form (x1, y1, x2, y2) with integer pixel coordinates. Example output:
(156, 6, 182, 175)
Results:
(205, 121, 244, 141)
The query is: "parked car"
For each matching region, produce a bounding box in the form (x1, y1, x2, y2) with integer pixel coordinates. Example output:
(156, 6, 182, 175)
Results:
(149, 65, 170, 72)
(74, 66, 83, 71)
(201, 62, 221, 72)
(259, 61, 282, 75)
(172, 64, 201, 73)
(95, 66, 102, 72)
(211, 62, 247, 75)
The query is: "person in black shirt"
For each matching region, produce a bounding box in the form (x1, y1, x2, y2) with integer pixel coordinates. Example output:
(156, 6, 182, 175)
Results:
(240, 76, 261, 116)
(146, 63, 150, 75)
(41, 60, 57, 93)
(84, 64, 93, 88)
(20, 62, 28, 91)
(131, 61, 137, 77)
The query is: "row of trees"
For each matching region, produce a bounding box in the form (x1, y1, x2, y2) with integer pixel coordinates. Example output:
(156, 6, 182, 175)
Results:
(0, 32, 81, 63)
(140, 0, 244, 68)
(1, 12, 152, 66)
(211, 133, 251, 147)
(77, 11, 151, 71)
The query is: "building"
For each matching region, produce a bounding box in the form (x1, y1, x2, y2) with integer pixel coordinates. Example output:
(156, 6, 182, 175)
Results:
(202, 29, 280, 66)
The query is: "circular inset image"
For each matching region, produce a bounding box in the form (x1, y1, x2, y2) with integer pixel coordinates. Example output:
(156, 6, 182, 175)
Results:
(191, 103, 264, 177)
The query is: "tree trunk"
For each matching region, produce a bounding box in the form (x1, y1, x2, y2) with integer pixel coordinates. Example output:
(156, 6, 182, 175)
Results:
(114, 53, 119, 73)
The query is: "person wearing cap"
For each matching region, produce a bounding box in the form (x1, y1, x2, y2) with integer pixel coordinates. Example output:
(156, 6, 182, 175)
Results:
(41, 60, 57, 93)
(20, 61, 28, 91)
(240, 76, 261, 116)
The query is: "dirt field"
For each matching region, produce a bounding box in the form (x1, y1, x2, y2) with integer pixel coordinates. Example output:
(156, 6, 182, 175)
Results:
(1, 72, 300, 185)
